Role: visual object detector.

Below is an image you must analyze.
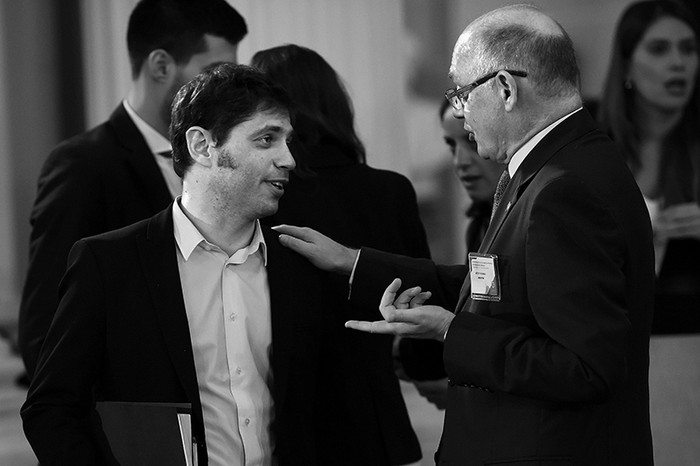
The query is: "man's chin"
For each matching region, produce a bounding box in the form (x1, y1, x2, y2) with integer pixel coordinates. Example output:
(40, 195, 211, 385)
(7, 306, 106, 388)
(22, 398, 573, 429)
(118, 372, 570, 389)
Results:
(259, 204, 280, 219)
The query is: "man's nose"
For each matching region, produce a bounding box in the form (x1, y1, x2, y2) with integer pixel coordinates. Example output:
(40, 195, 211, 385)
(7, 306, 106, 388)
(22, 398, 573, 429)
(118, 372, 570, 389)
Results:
(277, 144, 296, 170)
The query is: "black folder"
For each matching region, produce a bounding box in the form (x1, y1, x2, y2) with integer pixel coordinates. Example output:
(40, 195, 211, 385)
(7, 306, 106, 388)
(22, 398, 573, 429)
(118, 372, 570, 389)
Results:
(96, 401, 196, 466)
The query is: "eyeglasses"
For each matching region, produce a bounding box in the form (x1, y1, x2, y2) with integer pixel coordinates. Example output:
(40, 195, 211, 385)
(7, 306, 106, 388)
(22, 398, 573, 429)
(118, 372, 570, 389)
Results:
(444, 70, 528, 111)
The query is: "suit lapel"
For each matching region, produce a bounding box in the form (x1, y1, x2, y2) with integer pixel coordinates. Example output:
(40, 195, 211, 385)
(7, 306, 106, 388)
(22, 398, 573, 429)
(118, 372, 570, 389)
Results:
(457, 109, 599, 313)
(262, 228, 293, 411)
(108, 105, 173, 211)
(478, 109, 597, 254)
(136, 206, 203, 416)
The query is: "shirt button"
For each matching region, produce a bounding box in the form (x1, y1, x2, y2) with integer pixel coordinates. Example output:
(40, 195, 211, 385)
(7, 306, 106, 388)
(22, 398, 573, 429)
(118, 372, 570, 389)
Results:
(229, 313, 236, 321)
(244, 418, 250, 426)
(236, 367, 242, 375)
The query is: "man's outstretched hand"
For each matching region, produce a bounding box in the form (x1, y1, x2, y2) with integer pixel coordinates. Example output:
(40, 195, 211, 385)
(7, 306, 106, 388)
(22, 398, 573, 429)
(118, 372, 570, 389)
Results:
(345, 278, 454, 341)
(272, 224, 358, 275)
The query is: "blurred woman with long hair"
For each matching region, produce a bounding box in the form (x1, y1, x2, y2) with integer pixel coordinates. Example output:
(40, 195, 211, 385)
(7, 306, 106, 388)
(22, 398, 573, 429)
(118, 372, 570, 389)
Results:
(252, 44, 430, 466)
(598, 1, 700, 463)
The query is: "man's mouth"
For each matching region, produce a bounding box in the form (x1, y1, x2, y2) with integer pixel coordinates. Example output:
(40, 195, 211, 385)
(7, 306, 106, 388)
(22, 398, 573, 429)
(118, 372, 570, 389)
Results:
(268, 180, 287, 191)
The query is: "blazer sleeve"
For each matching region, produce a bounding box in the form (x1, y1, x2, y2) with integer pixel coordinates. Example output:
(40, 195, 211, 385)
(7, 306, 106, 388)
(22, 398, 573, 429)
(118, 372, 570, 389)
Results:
(351, 247, 466, 313)
(18, 143, 110, 378)
(444, 177, 633, 403)
(395, 175, 431, 260)
(21, 240, 111, 465)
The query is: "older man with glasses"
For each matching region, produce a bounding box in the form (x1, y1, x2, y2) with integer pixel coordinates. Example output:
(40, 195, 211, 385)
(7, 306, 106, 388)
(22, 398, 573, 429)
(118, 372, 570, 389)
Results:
(273, 4, 655, 465)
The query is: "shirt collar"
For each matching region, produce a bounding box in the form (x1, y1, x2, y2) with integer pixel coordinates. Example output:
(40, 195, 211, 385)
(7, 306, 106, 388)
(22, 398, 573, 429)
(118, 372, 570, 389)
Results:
(507, 107, 582, 177)
(122, 100, 172, 155)
(172, 199, 268, 265)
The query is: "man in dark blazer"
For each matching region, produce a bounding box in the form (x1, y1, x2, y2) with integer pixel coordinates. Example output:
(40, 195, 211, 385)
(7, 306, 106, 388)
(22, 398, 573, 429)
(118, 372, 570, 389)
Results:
(21, 64, 372, 465)
(18, 0, 247, 380)
(274, 5, 655, 465)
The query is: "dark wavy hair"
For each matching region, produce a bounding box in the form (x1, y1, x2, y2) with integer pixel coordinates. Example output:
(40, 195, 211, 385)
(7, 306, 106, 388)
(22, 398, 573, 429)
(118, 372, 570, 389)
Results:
(127, 0, 247, 78)
(251, 44, 366, 165)
(598, 0, 700, 177)
(169, 63, 292, 177)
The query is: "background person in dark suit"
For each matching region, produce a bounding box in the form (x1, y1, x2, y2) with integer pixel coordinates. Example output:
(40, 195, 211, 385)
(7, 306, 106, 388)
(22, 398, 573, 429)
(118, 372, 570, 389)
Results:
(17, 0, 247, 381)
(252, 44, 429, 465)
(21, 64, 366, 466)
(274, 5, 655, 465)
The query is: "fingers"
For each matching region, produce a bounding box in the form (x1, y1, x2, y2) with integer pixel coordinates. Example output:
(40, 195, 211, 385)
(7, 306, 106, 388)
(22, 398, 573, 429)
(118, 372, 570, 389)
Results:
(379, 278, 431, 312)
(276, 232, 312, 255)
(274, 225, 358, 273)
(656, 209, 700, 239)
(410, 291, 432, 308)
(394, 286, 425, 309)
(345, 320, 401, 335)
(379, 278, 403, 313)
(384, 308, 423, 324)
(272, 224, 314, 240)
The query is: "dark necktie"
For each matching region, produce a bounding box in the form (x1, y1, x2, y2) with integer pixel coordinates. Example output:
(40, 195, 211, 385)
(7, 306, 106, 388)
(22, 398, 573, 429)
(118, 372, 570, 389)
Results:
(490, 169, 511, 220)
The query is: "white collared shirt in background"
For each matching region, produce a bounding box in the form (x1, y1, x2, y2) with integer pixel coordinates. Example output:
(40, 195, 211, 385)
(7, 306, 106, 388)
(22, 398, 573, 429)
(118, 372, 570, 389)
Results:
(123, 100, 182, 198)
(173, 200, 273, 466)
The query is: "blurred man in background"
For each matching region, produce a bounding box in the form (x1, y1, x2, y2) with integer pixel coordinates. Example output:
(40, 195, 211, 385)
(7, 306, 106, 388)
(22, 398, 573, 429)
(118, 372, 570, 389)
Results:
(18, 0, 246, 381)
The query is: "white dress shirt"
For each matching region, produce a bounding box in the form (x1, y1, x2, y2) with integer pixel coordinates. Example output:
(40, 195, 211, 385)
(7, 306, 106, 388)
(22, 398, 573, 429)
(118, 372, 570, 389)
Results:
(122, 100, 182, 198)
(173, 200, 274, 466)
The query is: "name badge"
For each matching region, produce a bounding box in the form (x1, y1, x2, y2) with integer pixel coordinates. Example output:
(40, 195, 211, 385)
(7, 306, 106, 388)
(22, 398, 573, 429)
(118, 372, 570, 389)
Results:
(468, 252, 501, 302)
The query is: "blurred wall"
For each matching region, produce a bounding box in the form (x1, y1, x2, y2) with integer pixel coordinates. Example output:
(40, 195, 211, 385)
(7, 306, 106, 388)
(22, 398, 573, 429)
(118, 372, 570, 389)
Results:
(0, 1, 66, 326)
(0, 1, 17, 325)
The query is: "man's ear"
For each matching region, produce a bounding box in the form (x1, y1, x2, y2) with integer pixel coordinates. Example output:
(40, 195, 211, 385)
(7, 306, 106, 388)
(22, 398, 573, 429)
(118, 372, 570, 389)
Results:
(497, 72, 518, 112)
(185, 126, 214, 167)
(144, 49, 176, 83)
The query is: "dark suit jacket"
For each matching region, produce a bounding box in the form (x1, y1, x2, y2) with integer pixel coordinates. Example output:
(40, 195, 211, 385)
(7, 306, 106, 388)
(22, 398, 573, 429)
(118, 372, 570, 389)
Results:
(351, 110, 655, 465)
(19, 104, 173, 378)
(263, 145, 429, 465)
(21, 206, 366, 466)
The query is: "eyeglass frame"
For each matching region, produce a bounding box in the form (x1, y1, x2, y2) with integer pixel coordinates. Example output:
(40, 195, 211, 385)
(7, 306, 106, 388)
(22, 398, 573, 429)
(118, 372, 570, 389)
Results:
(444, 69, 528, 110)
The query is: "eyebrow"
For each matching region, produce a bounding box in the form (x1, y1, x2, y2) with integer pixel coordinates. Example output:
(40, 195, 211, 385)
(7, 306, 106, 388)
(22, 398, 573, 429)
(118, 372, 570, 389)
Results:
(250, 124, 292, 138)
